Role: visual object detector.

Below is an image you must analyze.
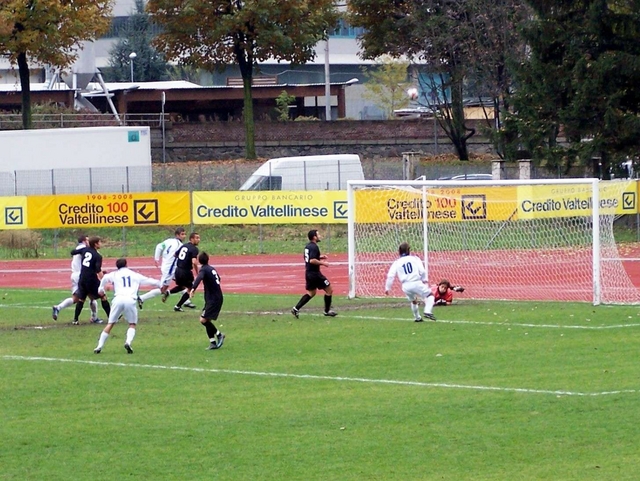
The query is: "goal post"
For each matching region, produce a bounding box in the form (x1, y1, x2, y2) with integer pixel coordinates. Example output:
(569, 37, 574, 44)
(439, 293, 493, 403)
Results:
(347, 178, 640, 305)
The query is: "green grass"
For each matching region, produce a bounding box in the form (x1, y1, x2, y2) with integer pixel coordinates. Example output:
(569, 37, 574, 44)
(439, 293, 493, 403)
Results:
(2, 289, 640, 480)
(2, 220, 639, 261)
(0, 224, 349, 259)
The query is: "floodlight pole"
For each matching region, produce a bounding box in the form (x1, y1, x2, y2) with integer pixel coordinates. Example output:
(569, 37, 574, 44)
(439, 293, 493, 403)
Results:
(324, 39, 331, 121)
(129, 52, 137, 82)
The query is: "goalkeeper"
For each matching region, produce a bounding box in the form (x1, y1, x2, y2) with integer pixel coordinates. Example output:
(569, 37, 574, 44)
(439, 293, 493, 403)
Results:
(384, 242, 436, 322)
(432, 279, 465, 306)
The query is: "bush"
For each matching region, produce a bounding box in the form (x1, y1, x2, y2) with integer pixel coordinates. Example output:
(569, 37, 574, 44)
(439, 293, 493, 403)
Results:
(0, 230, 43, 258)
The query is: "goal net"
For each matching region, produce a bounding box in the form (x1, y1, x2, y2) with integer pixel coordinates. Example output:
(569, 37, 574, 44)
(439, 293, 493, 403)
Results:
(347, 178, 640, 305)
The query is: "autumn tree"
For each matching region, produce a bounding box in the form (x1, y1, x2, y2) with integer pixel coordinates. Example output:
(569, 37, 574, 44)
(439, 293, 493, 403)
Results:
(0, 0, 111, 129)
(361, 55, 412, 119)
(349, 0, 528, 160)
(147, 0, 339, 159)
(349, 0, 472, 159)
(107, 0, 169, 82)
(459, 0, 530, 158)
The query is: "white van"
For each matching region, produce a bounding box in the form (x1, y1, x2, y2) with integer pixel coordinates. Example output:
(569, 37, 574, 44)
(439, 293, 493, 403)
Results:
(239, 154, 364, 191)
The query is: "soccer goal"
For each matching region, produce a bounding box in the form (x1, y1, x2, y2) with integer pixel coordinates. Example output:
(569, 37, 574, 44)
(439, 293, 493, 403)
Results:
(347, 178, 640, 305)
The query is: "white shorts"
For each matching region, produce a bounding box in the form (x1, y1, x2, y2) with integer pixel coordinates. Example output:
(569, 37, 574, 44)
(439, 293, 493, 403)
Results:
(71, 272, 80, 295)
(160, 268, 175, 287)
(107, 297, 138, 325)
(402, 281, 432, 302)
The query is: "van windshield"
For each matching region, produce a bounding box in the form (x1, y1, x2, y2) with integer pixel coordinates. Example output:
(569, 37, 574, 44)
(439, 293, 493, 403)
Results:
(239, 175, 283, 191)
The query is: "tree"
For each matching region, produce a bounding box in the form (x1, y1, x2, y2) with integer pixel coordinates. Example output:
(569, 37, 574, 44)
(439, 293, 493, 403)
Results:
(503, 0, 640, 178)
(459, 0, 530, 158)
(147, 0, 339, 160)
(361, 55, 412, 119)
(349, 0, 529, 160)
(349, 0, 474, 159)
(0, 0, 111, 129)
(107, 0, 169, 82)
(275, 90, 296, 121)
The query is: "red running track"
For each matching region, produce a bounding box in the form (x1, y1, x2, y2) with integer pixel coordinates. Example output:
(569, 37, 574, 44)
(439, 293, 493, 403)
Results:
(1, 250, 640, 301)
(0, 254, 350, 296)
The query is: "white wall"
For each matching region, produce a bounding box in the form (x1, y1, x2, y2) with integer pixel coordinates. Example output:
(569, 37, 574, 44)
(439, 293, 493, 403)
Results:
(0, 126, 153, 194)
(0, 126, 151, 171)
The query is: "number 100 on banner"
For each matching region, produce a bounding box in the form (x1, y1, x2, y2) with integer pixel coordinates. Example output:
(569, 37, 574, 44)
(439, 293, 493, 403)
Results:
(26, 193, 190, 228)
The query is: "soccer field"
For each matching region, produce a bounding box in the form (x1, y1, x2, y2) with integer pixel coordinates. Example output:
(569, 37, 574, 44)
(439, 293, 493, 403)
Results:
(2, 289, 640, 480)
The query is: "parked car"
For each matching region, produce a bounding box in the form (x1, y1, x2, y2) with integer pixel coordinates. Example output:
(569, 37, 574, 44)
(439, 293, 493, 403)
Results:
(437, 174, 493, 181)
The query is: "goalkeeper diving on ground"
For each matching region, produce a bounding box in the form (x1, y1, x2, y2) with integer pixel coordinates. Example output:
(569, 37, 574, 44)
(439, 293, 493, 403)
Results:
(432, 279, 465, 306)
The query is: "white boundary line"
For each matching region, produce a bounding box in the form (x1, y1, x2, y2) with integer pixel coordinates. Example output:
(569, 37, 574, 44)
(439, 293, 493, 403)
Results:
(2, 355, 637, 397)
(348, 315, 640, 330)
(0, 262, 349, 275)
(3, 304, 640, 330)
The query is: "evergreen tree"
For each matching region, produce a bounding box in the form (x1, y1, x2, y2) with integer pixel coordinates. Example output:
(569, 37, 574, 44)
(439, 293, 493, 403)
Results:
(503, 0, 640, 177)
(107, 0, 169, 82)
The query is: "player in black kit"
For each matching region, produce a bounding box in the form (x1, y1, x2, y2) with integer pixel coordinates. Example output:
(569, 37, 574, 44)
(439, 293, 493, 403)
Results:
(291, 229, 337, 319)
(63, 236, 111, 324)
(189, 251, 225, 350)
(168, 232, 200, 312)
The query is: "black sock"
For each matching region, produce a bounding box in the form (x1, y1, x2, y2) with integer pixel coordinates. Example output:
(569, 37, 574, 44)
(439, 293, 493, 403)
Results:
(74, 301, 84, 321)
(101, 299, 111, 316)
(295, 294, 312, 310)
(203, 320, 218, 340)
(176, 292, 189, 308)
(170, 285, 184, 294)
(324, 295, 332, 312)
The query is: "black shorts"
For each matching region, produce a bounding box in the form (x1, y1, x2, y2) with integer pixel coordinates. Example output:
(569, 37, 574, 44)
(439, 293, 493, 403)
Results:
(202, 300, 223, 321)
(174, 268, 194, 288)
(305, 271, 330, 291)
(76, 277, 100, 300)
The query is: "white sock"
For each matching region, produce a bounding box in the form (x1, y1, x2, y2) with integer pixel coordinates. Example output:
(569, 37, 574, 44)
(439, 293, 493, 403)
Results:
(411, 303, 420, 319)
(58, 297, 74, 310)
(424, 295, 435, 315)
(140, 288, 161, 302)
(97, 331, 109, 349)
(180, 289, 193, 305)
(90, 299, 98, 319)
(126, 327, 136, 345)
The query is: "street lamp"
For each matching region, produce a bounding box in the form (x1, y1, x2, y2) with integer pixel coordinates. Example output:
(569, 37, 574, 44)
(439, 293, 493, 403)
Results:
(129, 52, 137, 82)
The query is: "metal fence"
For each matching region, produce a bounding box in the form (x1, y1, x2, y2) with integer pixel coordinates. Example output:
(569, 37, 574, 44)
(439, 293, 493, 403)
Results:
(1, 166, 152, 196)
(0, 113, 166, 130)
(3, 159, 596, 196)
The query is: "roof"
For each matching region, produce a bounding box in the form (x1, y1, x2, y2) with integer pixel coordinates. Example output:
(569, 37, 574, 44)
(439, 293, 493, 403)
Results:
(85, 80, 202, 92)
(85, 78, 359, 92)
(0, 82, 73, 92)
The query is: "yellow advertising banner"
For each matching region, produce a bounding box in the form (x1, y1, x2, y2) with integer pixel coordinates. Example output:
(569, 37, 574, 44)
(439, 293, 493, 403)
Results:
(27, 192, 190, 228)
(354, 187, 519, 223)
(354, 181, 637, 224)
(517, 180, 637, 219)
(192, 191, 349, 224)
(0, 196, 27, 230)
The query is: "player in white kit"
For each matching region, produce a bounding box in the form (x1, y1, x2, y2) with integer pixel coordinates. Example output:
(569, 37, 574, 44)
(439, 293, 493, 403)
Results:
(137, 227, 195, 309)
(93, 258, 163, 354)
(384, 242, 436, 322)
(51, 234, 101, 324)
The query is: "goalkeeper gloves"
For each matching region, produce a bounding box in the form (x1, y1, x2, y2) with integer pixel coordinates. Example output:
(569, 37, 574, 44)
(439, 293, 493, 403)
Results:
(434, 299, 447, 306)
(452, 286, 465, 293)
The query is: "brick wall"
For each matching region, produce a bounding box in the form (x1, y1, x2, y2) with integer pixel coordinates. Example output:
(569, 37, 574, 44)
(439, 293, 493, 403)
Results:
(156, 119, 493, 161)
